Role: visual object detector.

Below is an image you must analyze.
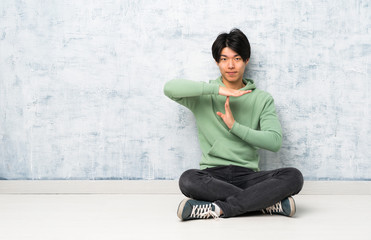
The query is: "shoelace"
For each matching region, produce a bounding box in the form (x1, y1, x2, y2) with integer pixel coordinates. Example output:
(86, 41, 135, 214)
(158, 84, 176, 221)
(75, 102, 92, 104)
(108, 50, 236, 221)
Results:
(262, 201, 283, 215)
(190, 204, 219, 219)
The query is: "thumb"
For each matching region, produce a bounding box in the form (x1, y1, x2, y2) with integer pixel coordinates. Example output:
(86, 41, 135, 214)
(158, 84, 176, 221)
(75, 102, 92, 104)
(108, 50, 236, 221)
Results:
(216, 112, 224, 118)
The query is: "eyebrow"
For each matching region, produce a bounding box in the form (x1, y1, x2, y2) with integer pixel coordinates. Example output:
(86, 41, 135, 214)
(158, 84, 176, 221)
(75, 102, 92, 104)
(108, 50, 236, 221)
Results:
(220, 54, 241, 58)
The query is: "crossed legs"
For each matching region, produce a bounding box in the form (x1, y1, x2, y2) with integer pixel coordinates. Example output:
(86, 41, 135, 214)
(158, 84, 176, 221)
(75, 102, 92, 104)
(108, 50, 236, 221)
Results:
(179, 165, 304, 218)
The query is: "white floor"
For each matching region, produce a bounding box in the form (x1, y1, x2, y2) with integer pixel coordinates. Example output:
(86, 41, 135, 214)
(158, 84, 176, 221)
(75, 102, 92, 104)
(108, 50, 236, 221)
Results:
(0, 194, 370, 240)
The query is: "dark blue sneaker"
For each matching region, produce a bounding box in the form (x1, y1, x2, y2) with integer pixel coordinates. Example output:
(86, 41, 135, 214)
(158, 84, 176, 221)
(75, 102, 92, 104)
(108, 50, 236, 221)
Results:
(177, 198, 219, 221)
(262, 197, 296, 217)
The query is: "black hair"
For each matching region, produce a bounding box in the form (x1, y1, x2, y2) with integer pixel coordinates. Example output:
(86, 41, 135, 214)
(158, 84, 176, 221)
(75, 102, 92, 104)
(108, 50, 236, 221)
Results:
(212, 28, 251, 63)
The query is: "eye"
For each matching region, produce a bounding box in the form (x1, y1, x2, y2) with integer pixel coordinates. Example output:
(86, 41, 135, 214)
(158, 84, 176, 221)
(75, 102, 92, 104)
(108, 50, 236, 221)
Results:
(220, 58, 227, 61)
(235, 57, 241, 61)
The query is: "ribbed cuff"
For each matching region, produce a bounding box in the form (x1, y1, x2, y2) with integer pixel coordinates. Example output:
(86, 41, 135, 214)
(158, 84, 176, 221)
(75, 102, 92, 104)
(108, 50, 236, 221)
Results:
(202, 83, 220, 95)
(230, 121, 250, 140)
(229, 121, 239, 133)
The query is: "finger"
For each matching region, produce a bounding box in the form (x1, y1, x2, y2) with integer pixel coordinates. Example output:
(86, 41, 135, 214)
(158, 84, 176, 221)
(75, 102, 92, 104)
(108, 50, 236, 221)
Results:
(225, 96, 230, 109)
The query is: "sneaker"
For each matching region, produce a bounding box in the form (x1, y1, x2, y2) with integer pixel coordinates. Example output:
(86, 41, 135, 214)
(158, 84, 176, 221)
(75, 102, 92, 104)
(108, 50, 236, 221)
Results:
(262, 196, 296, 217)
(177, 198, 219, 221)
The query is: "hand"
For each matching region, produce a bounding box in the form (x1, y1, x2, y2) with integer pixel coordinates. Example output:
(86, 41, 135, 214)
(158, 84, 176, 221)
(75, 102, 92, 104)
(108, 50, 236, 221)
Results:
(216, 96, 235, 129)
(219, 86, 252, 97)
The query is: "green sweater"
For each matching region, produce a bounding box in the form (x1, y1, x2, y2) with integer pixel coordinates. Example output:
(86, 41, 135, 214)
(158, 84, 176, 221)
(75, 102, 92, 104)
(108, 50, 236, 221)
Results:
(163, 77, 282, 171)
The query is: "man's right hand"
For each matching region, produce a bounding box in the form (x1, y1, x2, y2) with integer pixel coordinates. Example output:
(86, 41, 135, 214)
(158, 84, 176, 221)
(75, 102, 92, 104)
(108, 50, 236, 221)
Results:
(219, 86, 252, 97)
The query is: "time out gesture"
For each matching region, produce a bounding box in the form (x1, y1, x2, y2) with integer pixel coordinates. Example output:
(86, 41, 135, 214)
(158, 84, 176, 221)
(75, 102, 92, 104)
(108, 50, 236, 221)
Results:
(217, 86, 252, 129)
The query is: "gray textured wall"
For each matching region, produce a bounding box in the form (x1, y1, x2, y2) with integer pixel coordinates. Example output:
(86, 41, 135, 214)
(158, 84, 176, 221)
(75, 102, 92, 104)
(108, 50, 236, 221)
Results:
(0, 0, 370, 180)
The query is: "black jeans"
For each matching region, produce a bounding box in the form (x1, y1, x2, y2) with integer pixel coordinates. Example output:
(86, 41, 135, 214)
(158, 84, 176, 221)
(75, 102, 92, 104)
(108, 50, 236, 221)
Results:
(179, 165, 304, 218)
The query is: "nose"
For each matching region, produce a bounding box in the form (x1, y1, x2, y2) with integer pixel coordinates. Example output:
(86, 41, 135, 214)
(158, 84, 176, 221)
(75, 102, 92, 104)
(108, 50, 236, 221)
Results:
(228, 59, 235, 69)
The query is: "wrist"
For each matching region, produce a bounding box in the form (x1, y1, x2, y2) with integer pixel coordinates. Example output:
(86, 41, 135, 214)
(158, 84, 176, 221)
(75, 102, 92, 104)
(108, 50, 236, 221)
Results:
(228, 120, 235, 129)
(218, 86, 224, 95)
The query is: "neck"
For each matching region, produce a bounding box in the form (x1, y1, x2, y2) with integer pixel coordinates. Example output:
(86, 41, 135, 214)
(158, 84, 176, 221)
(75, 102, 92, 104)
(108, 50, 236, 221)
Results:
(222, 78, 245, 90)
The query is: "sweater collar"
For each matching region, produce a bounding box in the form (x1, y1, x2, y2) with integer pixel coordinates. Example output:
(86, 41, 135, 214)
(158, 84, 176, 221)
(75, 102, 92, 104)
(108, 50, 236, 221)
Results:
(216, 76, 256, 91)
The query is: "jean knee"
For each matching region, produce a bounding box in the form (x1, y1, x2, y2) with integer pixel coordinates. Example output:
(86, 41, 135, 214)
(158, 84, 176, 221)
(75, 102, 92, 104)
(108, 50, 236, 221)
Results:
(287, 167, 304, 194)
(178, 169, 200, 196)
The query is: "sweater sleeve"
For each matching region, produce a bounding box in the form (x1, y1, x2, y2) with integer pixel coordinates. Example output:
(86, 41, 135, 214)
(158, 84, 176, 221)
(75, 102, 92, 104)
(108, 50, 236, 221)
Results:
(229, 96, 282, 152)
(163, 79, 220, 110)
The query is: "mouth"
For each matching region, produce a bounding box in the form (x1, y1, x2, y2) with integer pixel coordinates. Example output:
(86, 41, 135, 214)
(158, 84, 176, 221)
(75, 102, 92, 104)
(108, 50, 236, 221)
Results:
(226, 72, 237, 75)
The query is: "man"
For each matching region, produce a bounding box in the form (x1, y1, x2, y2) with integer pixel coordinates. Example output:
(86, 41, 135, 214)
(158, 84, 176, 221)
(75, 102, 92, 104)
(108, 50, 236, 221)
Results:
(164, 29, 303, 220)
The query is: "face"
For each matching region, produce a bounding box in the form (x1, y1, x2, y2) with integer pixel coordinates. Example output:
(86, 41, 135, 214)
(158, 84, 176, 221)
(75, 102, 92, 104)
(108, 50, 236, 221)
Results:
(216, 47, 249, 87)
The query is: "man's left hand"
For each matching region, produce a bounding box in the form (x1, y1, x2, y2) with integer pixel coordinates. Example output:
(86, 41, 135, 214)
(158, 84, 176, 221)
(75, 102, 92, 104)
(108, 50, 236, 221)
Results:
(216, 96, 235, 129)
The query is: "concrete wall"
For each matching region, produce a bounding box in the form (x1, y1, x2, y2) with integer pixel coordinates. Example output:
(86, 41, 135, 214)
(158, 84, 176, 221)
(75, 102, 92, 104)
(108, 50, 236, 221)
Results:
(0, 0, 370, 180)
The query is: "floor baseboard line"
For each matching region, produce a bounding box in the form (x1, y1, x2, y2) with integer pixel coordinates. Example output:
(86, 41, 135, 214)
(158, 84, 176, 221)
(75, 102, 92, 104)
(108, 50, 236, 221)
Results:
(1, 180, 370, 195)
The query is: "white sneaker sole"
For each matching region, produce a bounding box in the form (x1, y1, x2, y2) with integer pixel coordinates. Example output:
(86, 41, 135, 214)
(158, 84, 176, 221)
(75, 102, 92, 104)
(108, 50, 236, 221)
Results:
(288, 196, 296, 217)
(177, 198, 191, 220)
